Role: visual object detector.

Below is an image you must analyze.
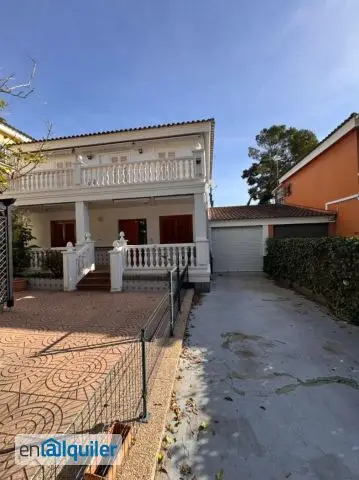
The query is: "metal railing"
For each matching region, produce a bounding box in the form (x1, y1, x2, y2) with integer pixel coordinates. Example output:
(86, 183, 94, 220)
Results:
(29, 268, 189, 480)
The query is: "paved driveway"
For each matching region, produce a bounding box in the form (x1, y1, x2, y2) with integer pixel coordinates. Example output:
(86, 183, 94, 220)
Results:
(159, 274, 359, 480)
(0, 290, 162, 480)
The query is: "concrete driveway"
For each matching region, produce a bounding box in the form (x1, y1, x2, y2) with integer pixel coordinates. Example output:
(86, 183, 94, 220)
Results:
(159, 274, 359, 480)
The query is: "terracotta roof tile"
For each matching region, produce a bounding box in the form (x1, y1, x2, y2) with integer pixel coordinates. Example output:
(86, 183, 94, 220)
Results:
(209, 204, 335, 221)
(29, 118, 215, 143)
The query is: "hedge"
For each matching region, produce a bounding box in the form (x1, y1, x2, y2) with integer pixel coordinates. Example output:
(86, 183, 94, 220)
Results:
(264, 237, 359, 324)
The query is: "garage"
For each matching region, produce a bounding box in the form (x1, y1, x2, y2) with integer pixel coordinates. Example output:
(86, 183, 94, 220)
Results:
(211, 226, 263, 272)
(209, 204, 336, 274)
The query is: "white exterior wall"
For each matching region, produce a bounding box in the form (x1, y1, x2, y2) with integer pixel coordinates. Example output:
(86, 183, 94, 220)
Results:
(29, 209, 75, 247)
(28, 200, 194, 248)
(36, 138, 199, 171)
(90, 202, 194, 246)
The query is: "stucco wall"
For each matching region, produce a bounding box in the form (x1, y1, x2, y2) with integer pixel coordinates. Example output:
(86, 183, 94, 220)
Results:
(36, 137, 199, 171)
(28, 200, 194, 248)
(282, 130, 359, 235)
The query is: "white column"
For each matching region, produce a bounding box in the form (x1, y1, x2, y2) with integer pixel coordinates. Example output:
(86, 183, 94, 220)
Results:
(193, 192, 210, 268)
(109, 240, 126, 292)
(62, 242, 77, 291)
(75, 201, 90, 245)
(74, 154, 84, 185)
(262, 225, 269, 256)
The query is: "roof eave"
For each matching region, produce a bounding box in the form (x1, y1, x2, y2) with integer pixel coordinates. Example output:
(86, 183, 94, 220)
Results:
(279, 114, 358, 183)
(17, 118, 215, 147)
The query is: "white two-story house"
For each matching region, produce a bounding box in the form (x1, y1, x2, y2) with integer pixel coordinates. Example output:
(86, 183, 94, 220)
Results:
(2, 119, 214, 290)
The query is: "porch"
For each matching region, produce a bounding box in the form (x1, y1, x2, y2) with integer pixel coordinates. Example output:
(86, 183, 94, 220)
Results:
(26, 194, 210, 286)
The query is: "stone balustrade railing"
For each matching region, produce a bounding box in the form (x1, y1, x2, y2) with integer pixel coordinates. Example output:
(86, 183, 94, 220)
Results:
(62, 233, 95, 291)
(6, 156, 202, 194)
(124, 243, 196, 270)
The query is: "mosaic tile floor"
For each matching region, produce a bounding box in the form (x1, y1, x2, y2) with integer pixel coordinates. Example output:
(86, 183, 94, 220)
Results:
(0, 290, 162, 480)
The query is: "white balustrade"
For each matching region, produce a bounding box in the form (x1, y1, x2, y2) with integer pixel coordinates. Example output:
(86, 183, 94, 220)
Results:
(80, 157, 196, 188)
(124, 243, 196, 270)
(62, 233, 95, 291)
(29, 248, 47, 270)
(75, 233, 95, 283)
(8, 168, 74, 194)
(5, 156, 201, 194)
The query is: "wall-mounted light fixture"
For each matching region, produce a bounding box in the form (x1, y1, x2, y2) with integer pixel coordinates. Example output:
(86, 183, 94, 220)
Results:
(138, 147, 143, 154)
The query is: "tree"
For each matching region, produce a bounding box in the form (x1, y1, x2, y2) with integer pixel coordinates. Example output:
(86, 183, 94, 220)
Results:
(12, 210, 35, 276)
(0, 61, 48, 192)
(242, 125, 318, 204)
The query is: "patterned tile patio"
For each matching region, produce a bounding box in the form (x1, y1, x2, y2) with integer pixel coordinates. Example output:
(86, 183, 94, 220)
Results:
(0, 290, 163, 480)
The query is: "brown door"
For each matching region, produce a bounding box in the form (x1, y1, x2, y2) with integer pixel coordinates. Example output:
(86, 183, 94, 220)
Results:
(160, 215, 193, 244)
(118, 219, 147, 245)
(50, 220, 76, 247)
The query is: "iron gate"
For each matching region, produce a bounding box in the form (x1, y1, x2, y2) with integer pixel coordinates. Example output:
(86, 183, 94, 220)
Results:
(0, 199, 15, 309)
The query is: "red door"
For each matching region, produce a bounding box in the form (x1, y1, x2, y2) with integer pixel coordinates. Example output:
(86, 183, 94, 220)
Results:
(160, 215, 193, 244)
(118, 219, 140, 245)
(51, 220, 76, 247)
(118, 219, 147, 245)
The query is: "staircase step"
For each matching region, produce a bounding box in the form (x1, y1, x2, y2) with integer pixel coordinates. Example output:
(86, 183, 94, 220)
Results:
(78, 279, 111, 287)
(77, 283, 110, 291)
(76, 269, 110, 291)
(83, 272, 110, 279)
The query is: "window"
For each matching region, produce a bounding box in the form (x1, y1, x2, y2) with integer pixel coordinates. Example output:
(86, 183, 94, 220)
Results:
(160, 215, 193, 244)
(56, 161, 72, 169)
(120, 155, 128, 163)
(158, 152, 166, 160)
(50, 220, 76, 247)
(168, 151, 176, 159)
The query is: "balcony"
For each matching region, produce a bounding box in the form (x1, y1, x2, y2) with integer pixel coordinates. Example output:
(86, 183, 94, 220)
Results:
(6, 156, 203, 196)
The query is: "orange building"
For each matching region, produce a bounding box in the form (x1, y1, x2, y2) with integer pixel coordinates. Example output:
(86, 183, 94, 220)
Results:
(277, 113, 359, 236)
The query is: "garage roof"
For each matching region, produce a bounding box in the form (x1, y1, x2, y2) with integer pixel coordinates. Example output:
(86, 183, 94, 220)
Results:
(209, 204, 335, 221)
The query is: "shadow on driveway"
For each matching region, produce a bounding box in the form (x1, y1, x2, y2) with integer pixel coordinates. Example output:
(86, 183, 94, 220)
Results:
(158, 274, 359, 480)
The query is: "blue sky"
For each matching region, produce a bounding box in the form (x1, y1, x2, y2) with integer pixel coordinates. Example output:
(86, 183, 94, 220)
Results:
(2, 0, 359, 205)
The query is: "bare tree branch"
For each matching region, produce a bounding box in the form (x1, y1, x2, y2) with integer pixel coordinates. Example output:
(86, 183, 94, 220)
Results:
(0, 59, 36, 99)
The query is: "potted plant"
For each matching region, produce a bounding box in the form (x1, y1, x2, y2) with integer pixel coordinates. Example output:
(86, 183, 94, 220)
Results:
(12, 211, 35, 291)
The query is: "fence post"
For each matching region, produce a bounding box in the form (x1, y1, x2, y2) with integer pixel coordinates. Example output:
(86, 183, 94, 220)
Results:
(140, 328, 150, 422)
(168, 271, 174, 337)
(176, 265, 181, 314)
(4, 199, 15, 308)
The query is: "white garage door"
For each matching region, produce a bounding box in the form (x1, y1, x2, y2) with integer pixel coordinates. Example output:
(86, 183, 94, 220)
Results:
(211, 226, 263, 272)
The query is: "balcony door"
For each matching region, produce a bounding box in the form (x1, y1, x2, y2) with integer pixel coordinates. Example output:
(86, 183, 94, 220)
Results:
(160, 215, 193, 244)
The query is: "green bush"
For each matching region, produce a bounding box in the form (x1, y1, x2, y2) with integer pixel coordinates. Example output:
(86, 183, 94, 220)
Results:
(43, 250, 63, 279)
(264, 237, 359, 324)
(12, 212, 35, 277)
